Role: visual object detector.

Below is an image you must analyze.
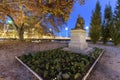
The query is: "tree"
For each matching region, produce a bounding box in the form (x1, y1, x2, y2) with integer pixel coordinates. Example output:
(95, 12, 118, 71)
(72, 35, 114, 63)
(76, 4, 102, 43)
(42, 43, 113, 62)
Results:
(0, 22, 4, 36)
(90, 1, 101, 44)
(0, 22, 4, 32)
(111, 0, 120, 45)
(0, 0, 85, 41)
(102, 4, 112, 44)
(23, 16, 44, 38)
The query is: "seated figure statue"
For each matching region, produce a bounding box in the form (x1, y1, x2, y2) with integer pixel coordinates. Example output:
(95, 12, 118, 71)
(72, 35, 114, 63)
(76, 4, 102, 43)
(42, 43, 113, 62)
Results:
(74, 15, 84, 29)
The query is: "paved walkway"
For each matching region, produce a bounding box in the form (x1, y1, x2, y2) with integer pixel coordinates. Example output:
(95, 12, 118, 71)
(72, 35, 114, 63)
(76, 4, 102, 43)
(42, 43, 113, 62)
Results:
(0, 41, 120, 80)
(0, 41, 66, 80)
(88, 44, 120, 80)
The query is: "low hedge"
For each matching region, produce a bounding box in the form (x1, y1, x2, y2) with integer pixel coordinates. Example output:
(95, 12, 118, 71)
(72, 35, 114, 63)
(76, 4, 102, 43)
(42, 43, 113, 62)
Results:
(19, 47, 103, 80)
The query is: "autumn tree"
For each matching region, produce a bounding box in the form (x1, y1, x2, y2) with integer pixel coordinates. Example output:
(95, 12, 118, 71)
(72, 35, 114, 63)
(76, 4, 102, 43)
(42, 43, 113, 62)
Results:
(24, 16, 46, 38)
(0, 0, 84, 41)
(102, 4, 112, 44)
(90, 1, 102, 44)
(0, 22, 4, 36)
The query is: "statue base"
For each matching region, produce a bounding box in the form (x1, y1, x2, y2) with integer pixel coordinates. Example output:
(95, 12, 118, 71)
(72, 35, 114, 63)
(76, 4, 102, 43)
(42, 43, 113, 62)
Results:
(69, 29, 88, 52)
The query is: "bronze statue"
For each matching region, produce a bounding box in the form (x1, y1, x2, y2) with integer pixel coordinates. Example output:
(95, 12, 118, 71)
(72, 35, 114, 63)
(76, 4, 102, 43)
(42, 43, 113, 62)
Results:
(74, 15, 84, 29)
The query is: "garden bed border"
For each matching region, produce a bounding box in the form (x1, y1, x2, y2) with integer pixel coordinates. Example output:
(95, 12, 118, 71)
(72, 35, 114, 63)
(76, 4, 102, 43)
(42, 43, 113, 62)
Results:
(15, 56, 43, 80)
(15, 49, 104, 80)
(82, 49, 104, 80)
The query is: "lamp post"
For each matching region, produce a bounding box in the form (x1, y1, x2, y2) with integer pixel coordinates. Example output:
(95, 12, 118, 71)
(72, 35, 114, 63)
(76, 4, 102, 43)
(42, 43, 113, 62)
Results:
(85, 26, 89, 36)
(49, 28, 52, 32)
(49, 28, 52, 38)
(65, 27, 68, 37)
(85, 26, 89, 30)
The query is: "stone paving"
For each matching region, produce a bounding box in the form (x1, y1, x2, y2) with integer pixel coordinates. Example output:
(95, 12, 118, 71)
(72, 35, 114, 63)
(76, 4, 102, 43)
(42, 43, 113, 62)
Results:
(0, 41, 66, 80)
(88, 43, 120, 80)
(0, 41, 120, 80)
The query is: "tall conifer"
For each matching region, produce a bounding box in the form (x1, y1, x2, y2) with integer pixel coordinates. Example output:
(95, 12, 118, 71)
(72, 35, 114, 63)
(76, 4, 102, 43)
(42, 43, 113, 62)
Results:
(102, 4, 112, 44)
(111, 0, 120, 45)
(90, 1, 102, 44)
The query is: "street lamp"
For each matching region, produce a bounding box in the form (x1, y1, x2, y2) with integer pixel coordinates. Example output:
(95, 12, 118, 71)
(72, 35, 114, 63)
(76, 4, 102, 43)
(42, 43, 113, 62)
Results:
(85, 26, 89, 36)
(85, 26, 89, 30)
(65, 27, 68, 37)
(49, 28, 53, 38)
(49, 28, 52, 32)
(8, 20, 12, 24)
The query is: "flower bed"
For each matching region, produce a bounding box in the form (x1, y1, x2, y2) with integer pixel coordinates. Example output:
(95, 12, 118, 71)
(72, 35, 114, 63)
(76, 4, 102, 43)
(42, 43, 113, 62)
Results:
(16, 47, 104, 80)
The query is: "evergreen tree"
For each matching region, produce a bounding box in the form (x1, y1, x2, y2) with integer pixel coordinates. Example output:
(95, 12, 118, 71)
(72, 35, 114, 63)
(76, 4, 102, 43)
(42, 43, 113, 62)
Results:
(102, 4, 112, 44)
(111, 0, 120, 45)
(90, 1, 102, 44)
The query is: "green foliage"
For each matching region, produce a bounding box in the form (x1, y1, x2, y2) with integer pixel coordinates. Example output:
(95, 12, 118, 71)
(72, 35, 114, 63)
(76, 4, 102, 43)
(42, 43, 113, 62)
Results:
(110, 26, 120, 45)
(111, 0, 120, 45)
(102, 4, 112, 44)
(90, 1, 102, 44)
(19, 47, 103, 80)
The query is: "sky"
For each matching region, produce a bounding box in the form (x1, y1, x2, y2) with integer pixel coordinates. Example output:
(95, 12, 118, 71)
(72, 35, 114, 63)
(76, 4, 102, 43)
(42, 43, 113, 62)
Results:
(58, 0, 117, 37)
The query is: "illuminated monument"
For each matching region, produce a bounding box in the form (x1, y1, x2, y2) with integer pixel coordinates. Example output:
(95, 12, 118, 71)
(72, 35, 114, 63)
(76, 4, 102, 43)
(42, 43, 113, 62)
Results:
(69, 15, 88, 52)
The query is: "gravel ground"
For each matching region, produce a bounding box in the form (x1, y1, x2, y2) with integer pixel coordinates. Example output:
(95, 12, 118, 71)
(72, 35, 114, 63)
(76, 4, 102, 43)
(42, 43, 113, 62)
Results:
(88, 43, 120, 80)
(0, 41, 67, 80)
(0, 41, 120, 80)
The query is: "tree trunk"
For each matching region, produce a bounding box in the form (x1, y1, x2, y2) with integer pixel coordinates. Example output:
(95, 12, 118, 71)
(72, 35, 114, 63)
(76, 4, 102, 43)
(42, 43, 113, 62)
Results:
(7, 14, 24, 41)
(18, 29, 24, 41)
(18, 24, 24, 41)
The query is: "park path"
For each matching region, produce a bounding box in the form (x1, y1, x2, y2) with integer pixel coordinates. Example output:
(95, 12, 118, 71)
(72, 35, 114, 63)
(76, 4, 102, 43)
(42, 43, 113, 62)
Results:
(0, 41, 120, 80)
(88, 44, 120, 80)
(0, 41, 66, 80)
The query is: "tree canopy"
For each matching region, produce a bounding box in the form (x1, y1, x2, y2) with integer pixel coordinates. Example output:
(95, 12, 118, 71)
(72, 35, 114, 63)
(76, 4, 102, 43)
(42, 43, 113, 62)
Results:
(0, 0, 84, 40)
(0, 0, 84, 28)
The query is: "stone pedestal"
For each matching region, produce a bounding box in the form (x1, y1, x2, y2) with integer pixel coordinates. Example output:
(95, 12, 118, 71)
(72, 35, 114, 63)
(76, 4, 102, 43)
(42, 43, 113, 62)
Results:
(69, 29, 88, 52)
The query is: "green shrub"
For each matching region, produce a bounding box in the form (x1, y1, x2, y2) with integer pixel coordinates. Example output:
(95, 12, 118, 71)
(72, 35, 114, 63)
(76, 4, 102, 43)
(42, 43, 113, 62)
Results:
(19, 47, 103, 80)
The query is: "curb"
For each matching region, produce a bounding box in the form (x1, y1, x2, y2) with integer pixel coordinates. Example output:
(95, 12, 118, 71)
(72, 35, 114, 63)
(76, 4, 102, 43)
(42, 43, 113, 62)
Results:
(82, 50, 104, 80)
(15, 56, 43, 80)
(16, 49, 104, 80)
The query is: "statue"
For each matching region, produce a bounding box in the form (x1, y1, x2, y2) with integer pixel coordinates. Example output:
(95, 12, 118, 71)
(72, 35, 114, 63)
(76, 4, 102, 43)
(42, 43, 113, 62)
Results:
(74, 15, 84, 29)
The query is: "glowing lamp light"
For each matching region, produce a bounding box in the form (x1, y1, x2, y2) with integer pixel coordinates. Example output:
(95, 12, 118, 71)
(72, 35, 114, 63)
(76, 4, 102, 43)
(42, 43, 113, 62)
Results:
(49, 28, 52, 32)
(8, 20, 13, 24)
(65, 27, 68, 37)
(65, 27, 68, 31)
(85, 26, 89, 30)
